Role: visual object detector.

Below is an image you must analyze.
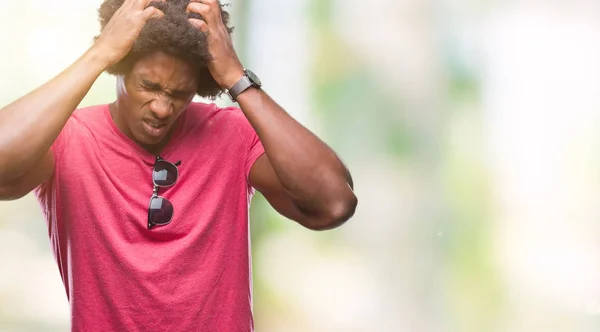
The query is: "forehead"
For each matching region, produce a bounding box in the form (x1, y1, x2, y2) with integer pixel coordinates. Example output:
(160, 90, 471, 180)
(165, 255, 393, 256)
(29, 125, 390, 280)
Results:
(131, 51, 198, 89)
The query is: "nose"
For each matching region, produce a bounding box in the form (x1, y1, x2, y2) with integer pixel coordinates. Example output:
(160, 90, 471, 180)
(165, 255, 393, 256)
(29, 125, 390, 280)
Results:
(149, 97, 173, 120)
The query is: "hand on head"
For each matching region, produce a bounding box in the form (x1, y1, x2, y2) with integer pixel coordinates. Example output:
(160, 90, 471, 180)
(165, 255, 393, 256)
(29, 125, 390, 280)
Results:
(93, 0, 166, 68)
(187, 0, 244, 89)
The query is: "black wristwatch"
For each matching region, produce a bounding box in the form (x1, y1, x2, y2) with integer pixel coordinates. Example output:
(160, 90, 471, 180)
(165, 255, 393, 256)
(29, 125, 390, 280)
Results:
(227, 69, 262, 102)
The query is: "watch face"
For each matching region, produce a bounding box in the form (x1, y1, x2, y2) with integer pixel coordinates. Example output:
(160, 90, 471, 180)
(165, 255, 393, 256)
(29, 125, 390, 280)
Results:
(245, 70, 262, 87)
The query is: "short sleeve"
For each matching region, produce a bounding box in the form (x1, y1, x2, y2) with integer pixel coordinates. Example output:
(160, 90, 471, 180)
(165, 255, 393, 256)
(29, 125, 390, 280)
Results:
(245, 128, 265, 181)
(225, 107, 265, 187)
(34, 114, 77, 195)
(51, 115, 77, 161)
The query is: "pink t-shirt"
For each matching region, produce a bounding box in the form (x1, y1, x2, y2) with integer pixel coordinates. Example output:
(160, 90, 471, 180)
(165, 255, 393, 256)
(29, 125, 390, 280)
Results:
(35, 102, 265, 331)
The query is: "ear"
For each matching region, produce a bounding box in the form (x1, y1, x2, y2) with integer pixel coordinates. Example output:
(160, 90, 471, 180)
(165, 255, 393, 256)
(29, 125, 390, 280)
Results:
(116, 75, 129, 97)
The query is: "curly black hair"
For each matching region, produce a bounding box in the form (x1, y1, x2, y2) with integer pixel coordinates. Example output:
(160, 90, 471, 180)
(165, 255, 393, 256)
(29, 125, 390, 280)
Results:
(97, 0, 234, 99)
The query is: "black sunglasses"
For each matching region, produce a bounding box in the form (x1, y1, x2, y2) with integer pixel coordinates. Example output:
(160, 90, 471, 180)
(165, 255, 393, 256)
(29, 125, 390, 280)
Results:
(148, 155, 181, 230)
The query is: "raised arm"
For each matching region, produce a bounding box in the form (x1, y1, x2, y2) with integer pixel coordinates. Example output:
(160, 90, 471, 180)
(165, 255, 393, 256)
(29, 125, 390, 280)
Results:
(243, 92, 357, 231)
(188, 0, 357, 230)
(0, 0, 164, 200)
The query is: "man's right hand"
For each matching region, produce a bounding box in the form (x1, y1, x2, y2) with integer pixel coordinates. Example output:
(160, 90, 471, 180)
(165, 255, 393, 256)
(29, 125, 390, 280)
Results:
(92, 0, 165, 68)
(0, 0, 164, 195)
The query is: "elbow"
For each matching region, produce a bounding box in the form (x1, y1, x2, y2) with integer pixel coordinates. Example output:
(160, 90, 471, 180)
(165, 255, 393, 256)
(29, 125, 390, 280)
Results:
(0, 183, 26, 201)
(0, 156, 9, 182)
(0, 151, 18, 183)
(304, 193, 358, 231)
(0, 165, 13, 189)
(0, 165, 21, 189)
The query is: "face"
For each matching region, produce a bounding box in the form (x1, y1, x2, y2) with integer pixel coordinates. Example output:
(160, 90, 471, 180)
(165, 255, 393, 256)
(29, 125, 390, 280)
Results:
(113, 51, 198, 152)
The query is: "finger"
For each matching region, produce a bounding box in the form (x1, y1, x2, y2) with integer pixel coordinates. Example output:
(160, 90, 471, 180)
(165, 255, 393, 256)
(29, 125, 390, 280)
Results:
(118, 0, 137, 11)
(187, 2, 215, 24)
(144, 0, 166, 6)
(132, 0, 165, 10)
(188, 18, 209, 33)
(194, 0, 222, 16)
(141, 5, 164, 21)
(190, 0, 220, 7)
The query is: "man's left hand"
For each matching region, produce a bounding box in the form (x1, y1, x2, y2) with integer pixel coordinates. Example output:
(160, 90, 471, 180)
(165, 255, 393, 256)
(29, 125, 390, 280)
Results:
(187, 0, 245, 89)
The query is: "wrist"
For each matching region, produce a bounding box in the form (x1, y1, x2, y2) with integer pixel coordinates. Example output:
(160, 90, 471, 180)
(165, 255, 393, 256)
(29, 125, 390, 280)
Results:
(218, 67, 245, 90)
(85, 45, 115, 72)
(226, 69, 262, 102)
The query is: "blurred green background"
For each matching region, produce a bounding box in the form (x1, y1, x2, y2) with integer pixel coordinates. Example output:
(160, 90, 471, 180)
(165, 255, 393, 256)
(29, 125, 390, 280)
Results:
(2, 0, 600, 331)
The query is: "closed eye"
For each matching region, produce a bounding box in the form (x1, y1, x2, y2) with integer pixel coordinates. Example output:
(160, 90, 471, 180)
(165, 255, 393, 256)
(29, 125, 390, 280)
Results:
(137, 78, 193, 99)
(140, 79, 163, 92)
(171, 90, 194, 99)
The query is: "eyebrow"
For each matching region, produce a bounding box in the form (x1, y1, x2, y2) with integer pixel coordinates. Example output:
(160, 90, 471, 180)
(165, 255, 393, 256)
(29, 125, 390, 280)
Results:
(140, 78, 163, 90)
(139, 78, 193, 96)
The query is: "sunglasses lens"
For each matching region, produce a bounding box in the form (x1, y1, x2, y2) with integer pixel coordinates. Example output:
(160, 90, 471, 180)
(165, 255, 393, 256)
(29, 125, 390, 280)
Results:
(153, 160, 178, 187)
(148, 196, 174, 225)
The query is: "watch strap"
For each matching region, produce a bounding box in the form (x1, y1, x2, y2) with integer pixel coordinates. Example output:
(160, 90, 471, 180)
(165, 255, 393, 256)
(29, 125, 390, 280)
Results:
(228, 75, 253, 102)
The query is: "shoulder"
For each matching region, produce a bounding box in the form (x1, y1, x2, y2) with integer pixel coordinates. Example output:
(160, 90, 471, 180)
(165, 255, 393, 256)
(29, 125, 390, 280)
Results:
(71, 104, 108, 122)
(56, 104, 109, 138)
(185, 102, 245, 122)
(184, 102, 251, 132)
(60, 104, 109, 133)
(181, 102, 258, 146)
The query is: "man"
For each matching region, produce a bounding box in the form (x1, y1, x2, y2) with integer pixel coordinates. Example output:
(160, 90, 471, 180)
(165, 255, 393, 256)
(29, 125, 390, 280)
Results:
(0, 0, 357, 330)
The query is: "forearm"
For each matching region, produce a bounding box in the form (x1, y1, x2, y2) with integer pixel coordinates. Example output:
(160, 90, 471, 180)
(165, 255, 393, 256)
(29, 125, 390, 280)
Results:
(0, 47, 107, 182)
(238, 88, 356, 219)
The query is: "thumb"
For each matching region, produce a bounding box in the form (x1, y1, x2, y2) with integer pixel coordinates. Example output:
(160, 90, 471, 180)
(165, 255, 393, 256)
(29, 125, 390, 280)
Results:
(189, 18, 209, 33)
(141, 6, 164, 21)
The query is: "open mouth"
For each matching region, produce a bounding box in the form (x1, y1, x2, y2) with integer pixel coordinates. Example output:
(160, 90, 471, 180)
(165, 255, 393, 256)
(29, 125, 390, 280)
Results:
(147, 122, 166, 129)
(143, 121, 168, 137)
